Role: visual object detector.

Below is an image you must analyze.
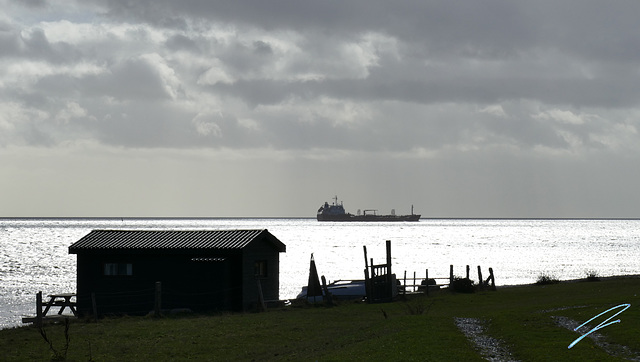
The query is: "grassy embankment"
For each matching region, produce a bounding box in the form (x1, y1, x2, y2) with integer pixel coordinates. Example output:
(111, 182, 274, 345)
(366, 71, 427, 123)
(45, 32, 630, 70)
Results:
(1, 276, 639, 361)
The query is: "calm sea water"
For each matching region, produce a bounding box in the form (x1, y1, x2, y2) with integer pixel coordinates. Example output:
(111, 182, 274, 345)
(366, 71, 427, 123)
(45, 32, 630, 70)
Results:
(1, 218, 639, 329)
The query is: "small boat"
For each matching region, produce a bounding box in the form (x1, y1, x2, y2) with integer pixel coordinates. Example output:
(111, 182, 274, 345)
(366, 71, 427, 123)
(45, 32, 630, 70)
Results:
(297, 254, 366, 301)
(317, 196, 420, 222)
(296, 280, 367, 301)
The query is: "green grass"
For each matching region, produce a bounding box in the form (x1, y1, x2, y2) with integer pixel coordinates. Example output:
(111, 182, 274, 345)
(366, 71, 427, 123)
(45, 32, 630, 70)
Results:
(2, 276, 639, 361)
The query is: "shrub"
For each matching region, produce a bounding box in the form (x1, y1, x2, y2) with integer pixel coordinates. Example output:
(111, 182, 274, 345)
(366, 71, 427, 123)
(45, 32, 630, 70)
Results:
(451, 277, 475, 293)
(585, 270, 600, 282)
(417, 278, 438, 293)
(535, 273, 560, 285)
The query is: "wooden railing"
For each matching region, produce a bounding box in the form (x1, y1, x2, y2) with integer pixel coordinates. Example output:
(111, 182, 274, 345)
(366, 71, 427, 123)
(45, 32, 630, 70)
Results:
(399, 265, 496, 296)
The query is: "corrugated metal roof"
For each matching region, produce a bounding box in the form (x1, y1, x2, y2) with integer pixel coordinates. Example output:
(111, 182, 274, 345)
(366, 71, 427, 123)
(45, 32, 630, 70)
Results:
(68, 229, 286, 253)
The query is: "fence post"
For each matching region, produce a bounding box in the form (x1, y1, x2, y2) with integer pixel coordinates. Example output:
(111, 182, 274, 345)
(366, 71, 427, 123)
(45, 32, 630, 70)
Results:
(386, 240, 393, 300)
(466, 265, 470, 279)
(449, 265, 454, 292)
(425, 269, 429, 296)
(488, 268, 496, 291)
(363, 245, 369, 270)
(36, 291, 43, 327)
(413, 271, 417, 293)
(321, 275, 333, 306)
(403, 270, 407, 297)
(477, 266, 484, 290)
(154, 281, 162, 317)
(364, 268, 371, 303)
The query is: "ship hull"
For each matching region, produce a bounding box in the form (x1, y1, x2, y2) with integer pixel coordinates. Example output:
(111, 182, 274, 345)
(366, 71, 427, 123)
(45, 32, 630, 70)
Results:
(317, 213, 420, 222)
(316, 196, 420, 222)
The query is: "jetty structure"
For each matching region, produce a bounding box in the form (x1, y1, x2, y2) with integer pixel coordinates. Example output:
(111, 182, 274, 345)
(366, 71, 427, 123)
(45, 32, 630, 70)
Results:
(295, 239, 497, 306)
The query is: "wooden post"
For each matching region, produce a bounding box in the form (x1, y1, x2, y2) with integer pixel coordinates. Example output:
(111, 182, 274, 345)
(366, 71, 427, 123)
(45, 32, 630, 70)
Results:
(488, 268, 496, 291)
(403, 270, 407, 297)
(363, 245, 369, 270)
(364, 268, 371, 303)
(386, 240, 393, 299)
(91, 293, 98, 322)
(425, 269, 429, 296)
(477, 266, 484, 291)
(466, 265, 470, 279)
(386, 240, 392, 275)
(363, 245, 371, 303)
(413, 271, 416, 293)
(36, 291, 43, 327)
(321, 275, 333, 306)
(154, 281, 162, 317)
(449, 265, 454, 292)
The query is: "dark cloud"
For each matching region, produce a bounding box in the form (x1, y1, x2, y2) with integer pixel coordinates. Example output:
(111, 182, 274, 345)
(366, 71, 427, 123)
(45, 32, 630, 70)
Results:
(20, 0, 47, 8)
(3, 0, 640, 217)
(165, 34, 201, 53)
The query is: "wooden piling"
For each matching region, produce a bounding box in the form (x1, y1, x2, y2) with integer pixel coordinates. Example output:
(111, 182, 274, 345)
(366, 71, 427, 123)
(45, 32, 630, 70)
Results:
(321, 275, 333, 306)
(488, 267, 496, 291)
(477, 266, 484, 290)
(425, 269, 429, 296)
(363, 246, 369, 270)
(449, 265, 454, 292)
(413, 271, 416, 293)
(386, 240, 393, 299)
(36, 291, 43, 327)
(403, 270, 407, 297)
(364, 268, 371, 303)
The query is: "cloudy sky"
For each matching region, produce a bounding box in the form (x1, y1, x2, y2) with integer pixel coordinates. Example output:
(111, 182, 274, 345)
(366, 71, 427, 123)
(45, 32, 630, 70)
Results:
(2, 1, 640, 218)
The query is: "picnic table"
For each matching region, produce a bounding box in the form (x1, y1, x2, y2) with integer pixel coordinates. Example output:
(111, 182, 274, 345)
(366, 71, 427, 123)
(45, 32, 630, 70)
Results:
(42, 293, 77, 316)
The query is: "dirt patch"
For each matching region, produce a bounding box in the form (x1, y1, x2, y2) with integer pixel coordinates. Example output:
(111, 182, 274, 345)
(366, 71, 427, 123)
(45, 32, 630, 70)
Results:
(552, 315, 640, 361)
(454, 317, 519, 362)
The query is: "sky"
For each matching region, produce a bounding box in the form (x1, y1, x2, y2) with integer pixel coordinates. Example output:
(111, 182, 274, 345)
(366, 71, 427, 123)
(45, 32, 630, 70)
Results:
(2, 1, 640, 218)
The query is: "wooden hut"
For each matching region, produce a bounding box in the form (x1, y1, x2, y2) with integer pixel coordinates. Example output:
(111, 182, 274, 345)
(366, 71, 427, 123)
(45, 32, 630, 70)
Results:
(68, 229, 286, 316)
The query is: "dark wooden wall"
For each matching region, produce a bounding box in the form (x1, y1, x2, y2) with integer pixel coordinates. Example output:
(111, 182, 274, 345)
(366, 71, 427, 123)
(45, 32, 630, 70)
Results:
(74, 238, 282, 316)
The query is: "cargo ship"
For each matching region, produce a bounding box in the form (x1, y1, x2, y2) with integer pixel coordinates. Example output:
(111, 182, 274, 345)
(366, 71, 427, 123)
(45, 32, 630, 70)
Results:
(316, 196, 420, 222)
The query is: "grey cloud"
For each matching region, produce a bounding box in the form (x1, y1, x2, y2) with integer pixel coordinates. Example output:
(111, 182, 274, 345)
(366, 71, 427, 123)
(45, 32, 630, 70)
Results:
(20, 0, 48, 8)
(0, 29, 22, 56)
(0, 24, 80, 63)
(165, 34, 201, 53)
(77, 1, 640, 107)
(253, 41, 273, 55)
(34, 57, 176, 102)
(6, 1, 640, 154)
(107, 57, 176, 100)
(4, 0, 640, 218)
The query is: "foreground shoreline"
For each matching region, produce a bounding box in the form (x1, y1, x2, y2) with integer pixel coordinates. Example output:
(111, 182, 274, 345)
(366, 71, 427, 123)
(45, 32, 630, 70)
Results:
(2, 273, 639, 360)
(497, 273, 640, 288)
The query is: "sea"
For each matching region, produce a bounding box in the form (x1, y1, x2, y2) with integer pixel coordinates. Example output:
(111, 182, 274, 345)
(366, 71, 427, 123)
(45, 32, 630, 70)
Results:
(1, 217, 639, 330)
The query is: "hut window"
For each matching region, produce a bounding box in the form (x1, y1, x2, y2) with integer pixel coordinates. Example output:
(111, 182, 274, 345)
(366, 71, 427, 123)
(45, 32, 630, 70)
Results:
(104, 263, 133, 276)
(254, 260, 267, 278)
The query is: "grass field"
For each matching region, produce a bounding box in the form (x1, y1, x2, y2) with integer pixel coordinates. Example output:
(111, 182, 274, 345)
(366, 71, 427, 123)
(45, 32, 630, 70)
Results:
(1, 276, 639, 361)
